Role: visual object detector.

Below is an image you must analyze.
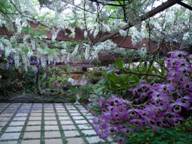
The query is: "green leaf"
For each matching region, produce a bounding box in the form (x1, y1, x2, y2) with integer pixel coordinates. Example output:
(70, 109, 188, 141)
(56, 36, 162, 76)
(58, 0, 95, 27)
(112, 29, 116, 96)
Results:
(115, 58, 124, 69)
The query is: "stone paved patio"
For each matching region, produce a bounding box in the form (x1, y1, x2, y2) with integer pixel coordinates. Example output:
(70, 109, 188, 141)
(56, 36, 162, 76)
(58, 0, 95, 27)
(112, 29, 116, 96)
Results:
(0, 103, 114, 144)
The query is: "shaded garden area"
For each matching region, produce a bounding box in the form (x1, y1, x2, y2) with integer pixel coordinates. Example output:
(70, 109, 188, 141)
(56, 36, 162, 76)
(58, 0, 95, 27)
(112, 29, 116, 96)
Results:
(0, 0, 192, 143)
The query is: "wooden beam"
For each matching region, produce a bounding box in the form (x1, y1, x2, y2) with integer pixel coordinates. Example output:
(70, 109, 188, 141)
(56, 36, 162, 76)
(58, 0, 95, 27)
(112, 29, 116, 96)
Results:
(94, 0, 181, 44)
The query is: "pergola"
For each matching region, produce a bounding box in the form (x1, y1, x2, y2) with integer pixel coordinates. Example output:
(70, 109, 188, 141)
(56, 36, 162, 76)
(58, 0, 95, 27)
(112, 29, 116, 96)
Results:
(0, 0, 192, 67)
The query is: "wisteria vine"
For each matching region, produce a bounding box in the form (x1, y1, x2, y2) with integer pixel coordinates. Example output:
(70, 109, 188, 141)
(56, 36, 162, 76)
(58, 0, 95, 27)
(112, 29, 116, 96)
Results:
(0, 49, 59, 72)
(93, 51, 192, 142)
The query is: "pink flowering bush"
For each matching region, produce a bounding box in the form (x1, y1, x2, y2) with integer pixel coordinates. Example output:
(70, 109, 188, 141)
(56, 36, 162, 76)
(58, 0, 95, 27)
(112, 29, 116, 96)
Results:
(93, 51, 192, 143)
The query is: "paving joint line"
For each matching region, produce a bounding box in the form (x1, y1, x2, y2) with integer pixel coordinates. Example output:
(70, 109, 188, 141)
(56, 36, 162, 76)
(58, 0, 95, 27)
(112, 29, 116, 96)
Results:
(17, 103, 34, 144)
(0, 103, 23, 141)
(63, 103, 89, 144)
(53, 103, 67, 144)
(73, 104, 111, 144)
(0, 103, 12, 115)
(41, 103, 45, 144)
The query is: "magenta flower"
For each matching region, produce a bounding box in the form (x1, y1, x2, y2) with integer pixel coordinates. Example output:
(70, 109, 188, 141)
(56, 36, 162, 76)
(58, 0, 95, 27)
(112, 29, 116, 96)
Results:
(93, 50, 192, 141)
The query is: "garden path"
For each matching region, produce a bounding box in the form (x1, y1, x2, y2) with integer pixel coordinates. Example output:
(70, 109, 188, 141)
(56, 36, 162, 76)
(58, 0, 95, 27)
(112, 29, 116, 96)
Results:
(0, 103, 114, 144)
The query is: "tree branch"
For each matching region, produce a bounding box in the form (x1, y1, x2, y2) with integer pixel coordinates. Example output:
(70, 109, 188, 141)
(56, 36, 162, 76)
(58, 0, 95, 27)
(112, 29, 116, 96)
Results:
(94, 0, 181, 44)
(89, 0, 126, 7)
(177, 1, 192, 11)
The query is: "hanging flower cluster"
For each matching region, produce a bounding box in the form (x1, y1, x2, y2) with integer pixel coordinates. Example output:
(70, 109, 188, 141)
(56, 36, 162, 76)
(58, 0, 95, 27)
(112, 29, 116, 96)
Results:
(93, 51, 192, 142)
(0, 49, 64, 71)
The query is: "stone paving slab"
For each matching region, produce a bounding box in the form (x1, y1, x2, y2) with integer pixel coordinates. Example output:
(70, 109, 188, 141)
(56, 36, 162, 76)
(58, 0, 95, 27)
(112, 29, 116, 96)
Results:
(0, 103, 114, 144)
